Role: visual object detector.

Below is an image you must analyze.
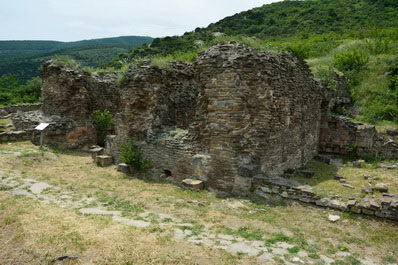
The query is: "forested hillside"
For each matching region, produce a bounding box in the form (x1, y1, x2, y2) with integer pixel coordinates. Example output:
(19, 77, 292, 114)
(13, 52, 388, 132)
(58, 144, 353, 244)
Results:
(0, 36, 153, 82)
(0, 36, 152, 106)
(109, 0, 397, 126)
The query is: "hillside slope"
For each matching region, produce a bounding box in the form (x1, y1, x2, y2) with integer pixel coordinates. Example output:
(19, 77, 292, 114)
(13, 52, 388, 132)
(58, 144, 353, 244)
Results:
(0, 36, 153, 82)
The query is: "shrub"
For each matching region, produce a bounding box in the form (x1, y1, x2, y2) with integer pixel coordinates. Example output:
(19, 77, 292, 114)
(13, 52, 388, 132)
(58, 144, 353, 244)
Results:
(119, 140, 150, 172)
(92, 110, 114, 146)
(53, 55, 80, 69)
(333, 49, 369, 73)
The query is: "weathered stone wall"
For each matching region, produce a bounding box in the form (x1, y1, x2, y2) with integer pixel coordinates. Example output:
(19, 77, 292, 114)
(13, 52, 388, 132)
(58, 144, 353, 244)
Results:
(319, 115, 398, 159)
(115, 61, 197, 142)
(41, 60, 120, 126)
(41, 60, 121, 147)
(0, 104, 42, 115)
(252, 175, 398, 221)
(191, 44, 323, 193)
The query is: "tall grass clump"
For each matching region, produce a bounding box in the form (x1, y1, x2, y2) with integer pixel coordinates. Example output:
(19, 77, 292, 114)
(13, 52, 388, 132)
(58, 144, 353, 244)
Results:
(53, 55, 80, 69)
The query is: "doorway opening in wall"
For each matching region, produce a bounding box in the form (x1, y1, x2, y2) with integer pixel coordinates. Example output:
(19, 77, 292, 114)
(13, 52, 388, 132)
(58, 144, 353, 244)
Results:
(164, 170, 172, 177)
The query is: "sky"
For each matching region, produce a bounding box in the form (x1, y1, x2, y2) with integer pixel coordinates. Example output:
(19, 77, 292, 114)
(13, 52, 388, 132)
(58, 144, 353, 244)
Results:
(0, 0, 280, 42)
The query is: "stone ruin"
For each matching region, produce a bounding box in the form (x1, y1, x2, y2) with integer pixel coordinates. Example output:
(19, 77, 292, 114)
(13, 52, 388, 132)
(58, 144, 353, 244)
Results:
(39, 43, 323, 194)
(1, 43, 397, 219)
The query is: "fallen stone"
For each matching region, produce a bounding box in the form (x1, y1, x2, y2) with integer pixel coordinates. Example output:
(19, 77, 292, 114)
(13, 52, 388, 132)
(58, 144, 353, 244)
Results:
(229, 242, 261, 256)
(352, 161, 362, 168)
(328, 215, 340, 222)
(96, 155, 113, 167)
(334, 175, 344, 180)
(361, 187, 373, 194)
(339, 178, 347, 183)
(382, 193, 398, 198)
(112, 216, 151, 227)
(374, 183, 388, 193)
(29, 182, 51, 194)
(377, 163, 398, 169)
(117, 163, 131, 174)
(343, 184, 355, 189)
(182, 179, 204, 191)
(292, 257, 304, 264)
(79, 208, 121, 216)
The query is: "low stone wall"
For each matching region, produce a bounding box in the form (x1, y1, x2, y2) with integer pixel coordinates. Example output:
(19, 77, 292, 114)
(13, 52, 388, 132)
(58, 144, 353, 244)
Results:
(0, 104, 42, 115)
(0, 130, 33, 142)
(252, 175, 398, 221)
(319, 115, 398, 159)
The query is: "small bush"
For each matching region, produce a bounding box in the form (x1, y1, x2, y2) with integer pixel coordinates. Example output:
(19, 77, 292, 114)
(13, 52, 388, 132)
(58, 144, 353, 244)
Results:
(53, 55, 80, 69)
(119, 140, 150, 172)
(333, 49, 369, 73)
(92, 110, 114, 146)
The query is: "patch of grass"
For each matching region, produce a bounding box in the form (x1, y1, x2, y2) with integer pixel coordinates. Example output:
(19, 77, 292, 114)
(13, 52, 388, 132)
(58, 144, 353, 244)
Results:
(265, 232, 291, 246)
(308, 253, 321, 259)
(0, 184, 12, 191)
(287, 246, 300, 254)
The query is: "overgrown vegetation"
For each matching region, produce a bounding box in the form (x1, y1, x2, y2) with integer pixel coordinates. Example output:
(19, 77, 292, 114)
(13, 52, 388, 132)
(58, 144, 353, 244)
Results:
(92, 110, 115, 146)
(119, 140, 150, 172)
(0, 74, 41, 106)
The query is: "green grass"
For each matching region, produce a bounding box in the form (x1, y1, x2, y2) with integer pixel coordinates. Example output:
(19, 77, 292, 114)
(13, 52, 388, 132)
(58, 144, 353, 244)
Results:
(290, 159, 398, 198)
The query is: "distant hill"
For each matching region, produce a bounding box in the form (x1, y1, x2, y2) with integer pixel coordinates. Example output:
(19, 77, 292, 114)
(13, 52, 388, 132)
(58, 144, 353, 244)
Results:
(0, 36, 153, 82)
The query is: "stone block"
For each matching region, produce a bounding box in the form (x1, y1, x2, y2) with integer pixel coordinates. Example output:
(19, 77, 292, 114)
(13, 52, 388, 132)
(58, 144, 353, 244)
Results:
(117, 163, 131, 174)
(374, 183, 388, 193)
(96, 155, 113, 167)
(89, 147, 104, 160)
(182, 179, 204, 191)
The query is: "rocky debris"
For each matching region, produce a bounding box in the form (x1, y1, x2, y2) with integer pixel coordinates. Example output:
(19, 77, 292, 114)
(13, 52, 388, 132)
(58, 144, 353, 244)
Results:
(339, 178, 347, 183)
(328, 215, 341, 222)
(374, 183, 389, 193)
(0, 109, 8, 116)
(361, 187, 373, 194)
(377, 163, 398, 169)
(386, 129, 398, 137)
(95, 155, 113, 167)
(182, 179, 204, 191)
(343, 184, 355, 189)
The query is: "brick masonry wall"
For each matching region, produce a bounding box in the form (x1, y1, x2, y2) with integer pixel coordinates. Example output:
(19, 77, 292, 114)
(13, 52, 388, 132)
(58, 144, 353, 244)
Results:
(319, 115, 398, 159)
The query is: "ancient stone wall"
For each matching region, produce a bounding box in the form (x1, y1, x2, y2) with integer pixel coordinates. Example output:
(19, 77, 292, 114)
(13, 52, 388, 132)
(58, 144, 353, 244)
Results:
(41, 60, 120, 126)
(191, 44, 323, 193)
(0, 104, 42, 115)
(319, 115, 398, 159)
